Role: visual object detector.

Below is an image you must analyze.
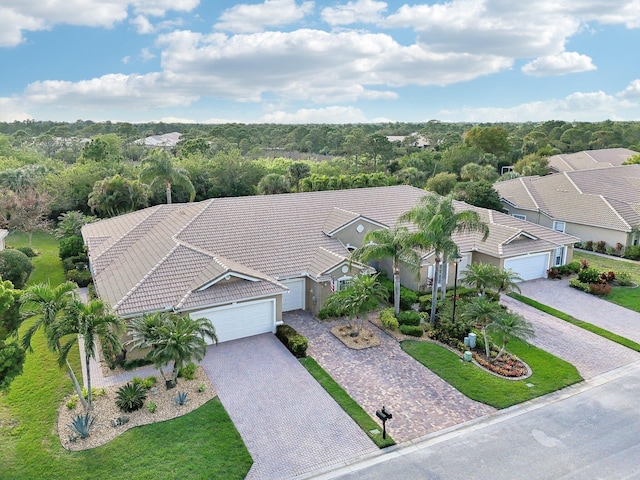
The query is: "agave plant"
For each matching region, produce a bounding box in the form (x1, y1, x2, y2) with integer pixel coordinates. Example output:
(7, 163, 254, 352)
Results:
(67, 412, 96, 439)
(115, 382, 147, 412)
(173, 391, 189, 406)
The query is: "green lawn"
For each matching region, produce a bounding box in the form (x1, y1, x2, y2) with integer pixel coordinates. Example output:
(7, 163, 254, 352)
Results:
(299, 356, 395, 448)
(6, 231, 66, 286)
(0, 231, 252, 479)
(401, 339, 582, 409)
(573, 251, 640, 312)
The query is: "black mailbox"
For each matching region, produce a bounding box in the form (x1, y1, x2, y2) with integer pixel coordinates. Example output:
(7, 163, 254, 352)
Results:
(375, 405, 392, 439)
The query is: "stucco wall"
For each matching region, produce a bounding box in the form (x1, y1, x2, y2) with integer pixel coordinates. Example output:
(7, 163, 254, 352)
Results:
(331, 219, 381, 250)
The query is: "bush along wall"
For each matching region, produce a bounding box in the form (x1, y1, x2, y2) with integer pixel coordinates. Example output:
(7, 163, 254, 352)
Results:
(275, 324, 308, 358)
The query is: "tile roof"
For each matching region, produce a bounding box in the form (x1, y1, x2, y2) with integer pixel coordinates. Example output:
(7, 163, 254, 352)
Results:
(548, 148, 636, 172)
(83, 185, 576, 315)
(495, 165, 640, 231)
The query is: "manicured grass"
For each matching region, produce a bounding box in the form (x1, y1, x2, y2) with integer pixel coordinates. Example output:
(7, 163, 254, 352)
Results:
(401, 339, 582, 409)
(573, 251, 640, 283)
(509, 292, 640, 352)
(299, 356, 395, 448)
(603, 287, 640, 312)
(0, 231, 252, 479)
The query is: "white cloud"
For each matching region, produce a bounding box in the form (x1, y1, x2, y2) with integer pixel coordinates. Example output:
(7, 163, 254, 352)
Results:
(131, 15, 154, 34)
(321, 0, 387, 26)
(140, 47, 156, 61)
(214, 0, 314, 33)
(618, 79, 640, 99)
(260, 106, 367, 123)
(0, 97, 31, 121)
(122, 55, 131, 64)
(438, 90, 638, 122)
(0, 0, 199, 47)
(522, 52, 596, 77)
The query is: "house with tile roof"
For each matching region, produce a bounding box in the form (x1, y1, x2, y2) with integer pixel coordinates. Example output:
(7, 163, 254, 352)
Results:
(495, 165, 640, 250)
(82, 185, 576, 344)
(547, 148, 636, 173)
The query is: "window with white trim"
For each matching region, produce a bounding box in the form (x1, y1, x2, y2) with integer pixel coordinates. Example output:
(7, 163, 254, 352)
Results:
(512, 214, 526, 221)
(553, 221, 566, 233)
(336, 276, 353, 291)
(554, 246, 565, 267)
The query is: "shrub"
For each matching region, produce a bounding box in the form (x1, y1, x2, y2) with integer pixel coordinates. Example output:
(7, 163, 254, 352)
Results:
(578, 268, 601, 284)
(142, 376, 157, 389)
(557, 261, 581, 275)
(397, 310, 421, 326)
(62, 254, 88, 272)
(65, 269, 93, 287)
(67, 413, 96, 440)
(178, 362, 197, 380)
(399, 287, 418, 311)
(616, 271, 633, 286)
(547, 267, 561, 279)
(198, 383, 206, 393)
(585, 240, 593, 251)
(380, 308, 399, 330)
(0, 249, 33, 289)
(81, 386, 106, 400)
(580, 259, 589, 269)
(318, 290, 351, 319)
(589, 283, 612, 296)
(16, 246, 36, 257)
(146, 401, 157, 413)
(605, 246, 615, 256)
(615, 243, 625, 256)
(66, 395, 78, 410)
(275, 324, 308, 357)
(624, 245, 640, 260)
(569, 278, 591, 293)
(115, 382, 147, 412)
(59, 235, 85, 260)
(418, 295, 431, 312)
(595, 241, 607, 253)
(600, 271, 615, 283)
(399, 325, 424, 337)
(173, 391, 189, 406)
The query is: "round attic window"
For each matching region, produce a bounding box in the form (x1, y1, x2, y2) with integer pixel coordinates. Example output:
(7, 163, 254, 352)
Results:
(342, 265, 349, 273)
(356, 224, 364, 233)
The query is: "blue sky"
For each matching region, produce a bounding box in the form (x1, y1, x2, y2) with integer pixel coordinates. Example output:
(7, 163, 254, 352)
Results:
(1, 0, 640, 124)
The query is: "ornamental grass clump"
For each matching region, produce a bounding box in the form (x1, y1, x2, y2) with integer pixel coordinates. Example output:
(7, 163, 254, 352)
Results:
(115, 382, 147, 413)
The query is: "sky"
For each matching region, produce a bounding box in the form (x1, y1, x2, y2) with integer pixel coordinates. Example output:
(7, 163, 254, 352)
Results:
(1, 0, 640, 124)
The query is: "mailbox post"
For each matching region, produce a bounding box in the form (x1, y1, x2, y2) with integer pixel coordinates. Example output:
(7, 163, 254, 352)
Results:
(375, 406, 392, 439)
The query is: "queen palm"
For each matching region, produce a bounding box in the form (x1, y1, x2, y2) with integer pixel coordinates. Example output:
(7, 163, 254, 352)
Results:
(127, 312, 217, 387)
(401, 194, 488, 326)
(139, 150, 195, 204)
(54, 299, 124, 409)
(352, 227, 420, 315)
(20, 282, 88, 409)
(488, 311, 534, 363)
(461, 262, 499, 296)
(463, 296, 503, 360)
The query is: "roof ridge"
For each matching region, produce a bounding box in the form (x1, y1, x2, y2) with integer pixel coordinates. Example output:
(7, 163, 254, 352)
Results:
(563, 172, 583, 194)
(173, 199, 214, 240)
(519, 177, 540, 210)
(584, 151, 597, 164)
(600, 195, 632, 230)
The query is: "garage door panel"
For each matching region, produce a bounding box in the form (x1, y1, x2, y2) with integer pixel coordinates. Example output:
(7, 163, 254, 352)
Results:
(194, 299, 275, 344)
(281, 278, 305, 312)
(504, 253, 550, 281)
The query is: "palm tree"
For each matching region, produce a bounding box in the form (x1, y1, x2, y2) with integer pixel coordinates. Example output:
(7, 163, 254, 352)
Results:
(20, 282, 88, 409)
(139, 150, 195, 204)
(352, 227, 420, 315)
(54, 299, 124, 409)
(126, 312, 217, 388)
(495, 268, 522, 295)
(401, 194, 489, 326)
(462, 296, 503, 360)
(461, 262, 499, 296)
(488, 311, 534, 363)
(322, 274, 388, 336)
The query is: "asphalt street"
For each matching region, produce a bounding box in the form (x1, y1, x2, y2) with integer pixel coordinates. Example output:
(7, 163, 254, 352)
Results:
(309, 361, 640, 480)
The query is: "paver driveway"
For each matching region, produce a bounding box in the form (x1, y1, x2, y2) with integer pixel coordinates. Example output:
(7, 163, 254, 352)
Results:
(200, 334, 376, 480)
(518, 278, 640, 345)
(285, 311, 495, 444)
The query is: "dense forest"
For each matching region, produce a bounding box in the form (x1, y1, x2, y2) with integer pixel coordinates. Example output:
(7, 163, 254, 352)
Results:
(0, 119, 639, 229)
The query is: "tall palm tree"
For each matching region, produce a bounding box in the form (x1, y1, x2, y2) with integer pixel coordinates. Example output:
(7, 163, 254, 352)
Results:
(139, 150, 195, 204)
(352, 227, 420, 315)
(127, 312, 217, 387)
(54, 299, 124, 409)
(488, 311, 534, 363)
(20, 282, 88, 409)
(400, 194, 489, 326)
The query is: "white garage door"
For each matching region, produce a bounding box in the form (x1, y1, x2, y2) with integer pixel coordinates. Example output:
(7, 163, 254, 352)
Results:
(504, 253, 550, 281)
(281, 278, 305, 311)
(193, 299, 276, 344)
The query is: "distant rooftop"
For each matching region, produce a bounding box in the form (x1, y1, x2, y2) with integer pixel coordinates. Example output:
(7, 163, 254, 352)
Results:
(547, 148, 637, 172)
(134, 132, 182, 148)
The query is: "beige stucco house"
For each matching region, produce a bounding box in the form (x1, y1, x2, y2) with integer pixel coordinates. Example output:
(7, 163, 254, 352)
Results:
(82, 185, 576, 345)
(495, 165, 640, 249)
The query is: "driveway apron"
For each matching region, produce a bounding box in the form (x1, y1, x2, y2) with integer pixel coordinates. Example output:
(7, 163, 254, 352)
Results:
(285, 312, 495, 444)
(199, 334, 376, 480)
(518, 279, 640, 345)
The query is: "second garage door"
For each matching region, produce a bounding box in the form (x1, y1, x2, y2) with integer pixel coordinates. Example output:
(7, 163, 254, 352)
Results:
(504, 252, 550, 281)
(280, 278, 305, 311)
(193, 299, 276, 344)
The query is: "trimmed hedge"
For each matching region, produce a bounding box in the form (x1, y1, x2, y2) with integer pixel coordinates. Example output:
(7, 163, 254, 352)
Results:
(399, 287, 418, 311)
(397, 310, 421, 326)
(399, 325, 423, 337)
(380, 308, 399, 330)
(66, 269, 93, 287)
(275, 324, 308, 358)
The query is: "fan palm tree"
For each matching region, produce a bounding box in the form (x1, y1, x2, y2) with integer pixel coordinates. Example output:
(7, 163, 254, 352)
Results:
(462, 296, 503, 360)
(400, 194, 488, 326)
(352, 227, 420, 315)
(126, 312, 217, 388)
(488, 311, 534, 363)
(20, 282, 88, 409)
(54, 299, 124, 409)
(139, 150, 195, 204)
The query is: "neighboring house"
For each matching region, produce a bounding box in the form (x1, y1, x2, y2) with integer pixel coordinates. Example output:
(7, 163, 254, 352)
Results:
(495, 165, 640, 248)
(386, 134, 430, 148)
(547, 148, 636, 173)
(0, 229, 8, 250)
(134, 132, 182, 148)
(82, 185, 576, 345)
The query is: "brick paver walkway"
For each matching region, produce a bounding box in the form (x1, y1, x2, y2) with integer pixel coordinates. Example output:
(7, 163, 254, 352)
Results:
(501, 296, 640, 379)
(200, 334, 377, 480)
(285, 311, 495, 444)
